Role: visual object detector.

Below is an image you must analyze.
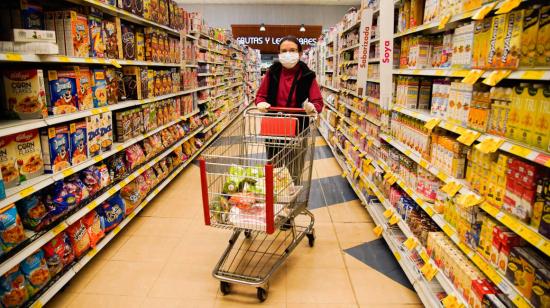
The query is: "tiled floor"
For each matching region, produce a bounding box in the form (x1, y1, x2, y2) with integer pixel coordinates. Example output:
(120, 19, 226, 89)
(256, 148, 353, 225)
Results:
(47, 134, 421, 308)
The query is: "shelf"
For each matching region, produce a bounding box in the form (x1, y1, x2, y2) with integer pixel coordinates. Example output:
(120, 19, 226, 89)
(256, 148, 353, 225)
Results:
(198, 45, 226, 55)
(326, 54, 334, 59)
(197, 60, 225, 65)
(341, 20, 361, 35)
(185, 64, 199, 68)
(197, 31, 227, 45)
(343, 104, 381, 126)
(340, 44, 360, 53)
(0, 53, 181, 67)
(368, 58, 379, 63)
(319, 115, 335, 132)
(325, 71, 334, 73)
(321, 84, 340, 93)
(370, 37, 380, 44)
(65, 0, 180, 35)
(392, 106, 550, 168)
(366, 78, 380, 83)
(393, 68, 550, 81)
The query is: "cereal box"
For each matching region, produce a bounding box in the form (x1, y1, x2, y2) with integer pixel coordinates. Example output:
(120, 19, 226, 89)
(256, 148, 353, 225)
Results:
(88, 15, 105, 58)
(520, 8, 540, 67)
(104, 68, 119, 105)
(531, 267, 549, 308)
(122, 66, 143, 99)
(13, 129, 43, 182)
(136, 31, 145, 61)
(2, 69, 47, 119)
(47, 69, 79, 115)
(54, 11, 67, 55)
(102, 19, 119, 59)
(114, 110, 132, 142)
(143, 0, 158, 22)
(64, 11, 90, 58)
(99, 112, 113, 152)
(76, 67, 93, 110)
(536, 6, 550, 66)
(41, 125, 71, 173)
(69, 121, 87, 165)
(21, 0, 43, 30)
(91, 69, 107, 108)
(86, 115, 101, 157)
(0, 136, 20, 188)
(121, 23, 135, 60)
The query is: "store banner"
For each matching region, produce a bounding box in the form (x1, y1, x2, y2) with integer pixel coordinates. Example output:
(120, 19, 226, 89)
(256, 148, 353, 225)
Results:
(356, 8, 373, 97)
(379, 0, 394, 113)
(231, 24, 322, 54)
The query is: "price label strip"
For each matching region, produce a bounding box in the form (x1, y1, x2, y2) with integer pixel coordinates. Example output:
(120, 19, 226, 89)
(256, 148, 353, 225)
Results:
(472, 2, 497, 20)
(424, 118, 441, 130)
(457, 130, 481, 146)
(462, 69, 485, 85)
(373, 225, 383, 237)
(482, 70, 512, 86)
(475, 137, 505, 154)
(441, 181, 463, 197)
(403, 237, 417, 251)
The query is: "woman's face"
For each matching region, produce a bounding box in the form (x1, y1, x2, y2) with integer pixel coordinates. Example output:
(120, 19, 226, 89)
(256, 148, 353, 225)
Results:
(280, 41, 301, 57)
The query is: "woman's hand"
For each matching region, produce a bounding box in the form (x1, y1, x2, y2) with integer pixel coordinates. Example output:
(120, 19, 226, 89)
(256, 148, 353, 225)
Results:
(303, 100, 317, 115)
(257, 102, 271, 112)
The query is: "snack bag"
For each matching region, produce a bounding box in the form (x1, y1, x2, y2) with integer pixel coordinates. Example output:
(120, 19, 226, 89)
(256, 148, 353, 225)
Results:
(97, 194, 125, 232)
(44, 180, 78, 222)
(76, 67, 93, 111)
(80, 166, 101, 196)
(41, 125, 71, 173)
(97, 164, 112, 189)
(66, 219, 90, 258)
(47, 69, 79, 115)
(82, 211, 104, 247)
(42, 232, 74, 276)
(65, 175, 90, 204)
(107, 155, 127, 182)
(2, 69, 47, 120)
(20, 250, 50, 295)
(120, 182, 141, 215)
(70, 121, 88, 165)
(0, 205, 26, 253)
(16, 195, 48, 231)
(0, 265, 29, 308)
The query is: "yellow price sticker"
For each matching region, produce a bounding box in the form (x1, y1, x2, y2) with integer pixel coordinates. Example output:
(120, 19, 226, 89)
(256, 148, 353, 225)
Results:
(393, 251, 401, 261)
(87, 200, 98, 210)
(353, 97, 359, 103)
(19, 186, 35, 198)
(359, 152, 366, 158)
(457, 193, 484, 207)
(425, 206, 435, 217)
(442, 224, 455, 236)
(61, 168, 75, 178)
(373, 225, 383, 237)
(6, 53, 23, 61)
(108, 187, 118, 196)
(31, 300, 44, 308)
(404, 149, 412, 156)
(441, 295, 457, 307)
(363, 157, 372, 166)
(359, 115, 364, 121)
(383, 208, 393, 218)
(113, 225, 121, 235)
(419, 160, 428, 169)
(420, 262, 433, 278)
(482, 70, 512, 86)
(362, 97, 368, 103)
(389, 214, 399, 225)
(472, 2, 497, 20)
(57, 56, 70, 62)
(434, 70, 446, 76)
(403, 237, 417, 251)
(457, 130, 481, 146)
(387, 175, 397, 185)
(438, 14, 452, 30)
(341, 172, 348, 178)
(475, 137, 504, 154)
(94, 155, 104, 163)
(353, 145, 359, 151)
(367, 139, 373, 147)
(419, 250, 430, 263)
(462, 69, 485, 85)
(424, 118, 441, 130)
(436, 171, 448, 181)
(441, 181, 462, 197)
(521, 70, 545, 80)
(495, 0, 521, 14)
(354, 169, 361, 179)
(51, 223, 67, 236)
(509, 145, 532, 158)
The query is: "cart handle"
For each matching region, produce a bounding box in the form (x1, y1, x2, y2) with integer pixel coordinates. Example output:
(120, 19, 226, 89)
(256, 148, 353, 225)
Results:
(268, 107, 306, 114)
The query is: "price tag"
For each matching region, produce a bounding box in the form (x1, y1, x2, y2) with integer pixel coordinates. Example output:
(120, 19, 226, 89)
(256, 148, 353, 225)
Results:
(442, 224, 455, 236)
(61, 168, 75, 178)
(424, 118, 441, 130)
(341, 171, 348, 178)
(57, 56, 70, 62)
(419, 250, 430, 263)
(482, 70, 512, 86)
(363, 157, 372, 166)
(362, 97, 368, 103)
(389, 214, 399, 225)
(436, 171, 448, 181)
(19, 186, 35, 198)
(367, 139, 373, 147)
(438, 14, 452, 30)
(113, 225, 121, 235)
(51, 223, 67, 236)
(373, 225, 383, 237)
(108, 187, 118, 196)
(384, 173, 392, 181)
(393, 251, 401, 261)
(462, 69, 485, 85)
(6, 53, 23, 61)
(354, 169, 361, 179)
(31, 300, 43, 308)
(425, 206, 435, 217)
(457, 130, 481, 146)
(387, 175, 397, 185)
(475, 137, 504, 154)
(420, 262, 433, 278)
(403, 237, 417, 251)
(87, 200, 98, 210)
(88, 247, 98, 258)
(419, 160, 428, 169)
(441, 181, 462, 197)
(457, 193, 484, 207)
(441, 295, 457, 307)
(383, 208, 393, 218)
(495, 0, 521, 14)
(521, 70, 545, 80)
(353, 145, 359, 151)
(404, 149, 412, 156)
(472, 2, 497, 20)
(509, 145, 532, 158)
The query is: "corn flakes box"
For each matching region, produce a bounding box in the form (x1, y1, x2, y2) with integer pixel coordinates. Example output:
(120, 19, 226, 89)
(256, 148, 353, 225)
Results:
(2, 70, 47, 120)
(0, 136, 19, 189)
(13, 130, 43, 183)
(536, 6, 550, 66)
(91, 69, 107, 108)
(88, 15, 105, 58)
(76, 67, 93, 111)
(70, 121, 87, 165)
(86, 115, 101, 157)
(99, 112, 113, 152)
(41, 125, 71, 173)
(521, 8, 540, 67)
(47, 70, 79, 115)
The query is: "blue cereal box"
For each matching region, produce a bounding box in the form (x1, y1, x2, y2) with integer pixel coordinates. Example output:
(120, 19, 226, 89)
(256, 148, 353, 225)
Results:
(88, 15, 105, 58)
(70, 121, 88, 165)
(91, 69, 107, 108)
(40, 125, 71, 173)
(47, 70, 79, 115)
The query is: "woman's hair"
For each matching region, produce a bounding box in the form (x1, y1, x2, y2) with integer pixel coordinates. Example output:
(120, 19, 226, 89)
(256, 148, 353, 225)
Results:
(279, 35, 303, 52)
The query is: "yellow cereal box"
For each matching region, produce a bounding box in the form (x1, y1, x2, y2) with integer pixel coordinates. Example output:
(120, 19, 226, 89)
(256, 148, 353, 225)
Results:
(3, 70, 48, 120)
(520, 8, 540, 67)
(536, 6, 550, 66)
(498, 10, 523, 68)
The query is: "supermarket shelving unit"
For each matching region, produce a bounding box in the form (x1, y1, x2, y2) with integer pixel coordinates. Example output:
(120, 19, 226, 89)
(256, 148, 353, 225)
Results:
(314, 0, 550, 307)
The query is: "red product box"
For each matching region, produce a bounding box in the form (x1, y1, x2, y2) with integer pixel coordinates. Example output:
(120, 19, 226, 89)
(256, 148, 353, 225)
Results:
(497, 231, 523, 272)
(490, 226, 505, 266)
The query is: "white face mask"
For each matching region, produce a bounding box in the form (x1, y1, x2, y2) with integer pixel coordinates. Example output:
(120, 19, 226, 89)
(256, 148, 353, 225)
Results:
(279, 52, 299, 69)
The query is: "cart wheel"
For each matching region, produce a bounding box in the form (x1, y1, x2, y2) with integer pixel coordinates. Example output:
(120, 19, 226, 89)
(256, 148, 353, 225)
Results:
(220, 281, 231, 295)
(244, 230, 252, 239)
(257, 287, 268, 302)
(307, 229, 315, 247)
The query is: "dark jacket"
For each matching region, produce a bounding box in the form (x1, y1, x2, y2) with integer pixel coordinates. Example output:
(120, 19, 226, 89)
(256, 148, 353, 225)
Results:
(266, 61, 316, 105)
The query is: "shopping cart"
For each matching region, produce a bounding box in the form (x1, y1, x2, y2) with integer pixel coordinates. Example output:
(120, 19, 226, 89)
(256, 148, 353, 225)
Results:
(199, 106, 316, 302)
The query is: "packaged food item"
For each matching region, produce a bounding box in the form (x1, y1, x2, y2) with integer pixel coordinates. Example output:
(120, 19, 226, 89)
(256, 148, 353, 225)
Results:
(121, 23, 136, 60)
(2, 69, 47, 120)
(20, 0, 44, 30)
(74, 67, 93, 111)
(108, 155, 127, 182)
(102, 19, 119, 59)
(0, 265, 30, 308)
(82, 211, 104, 247)
(86, 115, 101, 157)
(498, 10, 523, 69)
(97, 193, 125, 232)
(69, 120, 88, 165)
(486, 14, 507, 69)
(88, 15, 105, 58)
(47, 69, 79, 115)
(0, 205, 26, 253)
(97, 164, 111, 189)
(0, 136, 20, 189)
(64, 11, 90, 57)
(531, 267, 549, 308)
(521, 8, 540, 67)
(122, 66, 143, 99)
(99, 112, 113, 152)
(136, 31, 145, 61)
(20, 250, 50, 295)
(91, 69, 108, 108)
(42, 232, 74, 276)
(104, 68, 119, 105)
(12, 129, 43, 184)
(63, 175, 90, 205)
(41, 125, 71, 173)
(80, 165, 101, 196)
(120, 181, 141, 215)
(536, 6, 550, 66)
(16, 195, 48, 231)
(143, 0, 158, 22)
(66, 219, 90, 258)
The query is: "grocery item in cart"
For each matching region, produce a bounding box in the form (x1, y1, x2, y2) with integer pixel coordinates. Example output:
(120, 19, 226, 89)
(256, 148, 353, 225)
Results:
(2, 69, 47, 120)
(0, 265, 30, 308)
(0, 205, 26, 253)
(228, 203, 288, 230)
(20, 250, 50, 295)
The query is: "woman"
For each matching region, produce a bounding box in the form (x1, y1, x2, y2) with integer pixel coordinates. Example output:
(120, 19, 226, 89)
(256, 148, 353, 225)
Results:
(255, 36, 323, 114)
(255, 36, 323, 185)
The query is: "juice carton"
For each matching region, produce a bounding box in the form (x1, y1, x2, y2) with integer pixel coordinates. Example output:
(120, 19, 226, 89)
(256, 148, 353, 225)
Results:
(536, 6, 550, 66)
(517, 85, 539, 146)
(2, 69, 48, 119)
(486, 14, 507, 69)
(409, 0, 424, 28)
(497, 231, 522, 273)
(47, 69, 79, 115)
(76, 67, 93, 111)
(531, 85, 550, 151)
(63, 11, 90, 58)
(69, 120, 87, 165)
(86, 115, 101, 157)
(422, 0, 439, 24)
(91, 69, 107, 108)
(521, 8, 540, 67)
(41, 125, 71, 173)
(531, 267, 549, 308)
(88, 15, 105, 58)
(498, 10, 523, 68)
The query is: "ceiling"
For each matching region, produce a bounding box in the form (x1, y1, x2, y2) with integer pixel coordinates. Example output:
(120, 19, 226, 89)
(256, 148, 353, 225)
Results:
(175, 0, 360, 5)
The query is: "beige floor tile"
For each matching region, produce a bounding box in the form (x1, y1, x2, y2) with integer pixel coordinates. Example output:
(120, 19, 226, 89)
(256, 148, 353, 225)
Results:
(333, 222, 377, 245)
(82, 260, 163, 296)
(65, 293, 145, 308)
(111, 235, 179, 263)
(147, 263, 219, 299)
(359, 305, 424, 308)
(313, 158, 342, 179)
(309, 206, 331, 223)
(327, 201, 372, 223)
(45, 291, 78, 308)
(65, 257, 108, 291)
(310, 222, 339, 242)
(287, 304, 358, 308)
(124, 217, 192, 238)
(167, 235, 228, 265)
(214, 298, 286, 307)
(95, 234, 131, 260)
(286, 268, 355, 304)
(348, 267, 420, 305)
(286, 240, 345, 269)
(140, 296, 216, 307)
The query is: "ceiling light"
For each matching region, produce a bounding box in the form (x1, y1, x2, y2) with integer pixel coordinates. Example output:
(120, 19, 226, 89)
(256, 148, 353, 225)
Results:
(260, 23, 266, 32)
(299, 24, 306, 32)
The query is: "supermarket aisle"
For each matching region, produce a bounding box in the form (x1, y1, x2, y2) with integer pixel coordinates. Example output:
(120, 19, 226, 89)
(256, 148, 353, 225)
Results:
(47, 133, 421, 308)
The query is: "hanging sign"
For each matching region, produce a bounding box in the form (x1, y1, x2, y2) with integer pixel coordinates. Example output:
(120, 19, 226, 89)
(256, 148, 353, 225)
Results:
(379, 0, 394, 124)
(231, 24, 322, 54)
(356, 8, 373, 97)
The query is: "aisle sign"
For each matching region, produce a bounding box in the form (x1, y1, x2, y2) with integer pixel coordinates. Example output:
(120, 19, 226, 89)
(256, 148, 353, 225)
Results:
(231, 25, 322, 54)
(379, 0, 394, 114)
(356, 8, 373, 98)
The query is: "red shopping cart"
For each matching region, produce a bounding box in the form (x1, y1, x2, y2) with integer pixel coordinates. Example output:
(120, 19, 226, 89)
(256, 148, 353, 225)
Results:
(199, 106, 316, 302)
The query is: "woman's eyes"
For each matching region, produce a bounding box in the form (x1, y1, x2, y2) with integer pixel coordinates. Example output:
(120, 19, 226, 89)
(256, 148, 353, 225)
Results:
(281, 49, 298, 53)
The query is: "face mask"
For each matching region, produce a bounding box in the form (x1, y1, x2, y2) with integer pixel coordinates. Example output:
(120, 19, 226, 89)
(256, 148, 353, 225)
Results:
(279, 52, 299, 69)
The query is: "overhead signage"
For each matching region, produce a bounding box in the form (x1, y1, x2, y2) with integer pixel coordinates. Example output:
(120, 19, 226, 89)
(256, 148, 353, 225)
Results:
(231, 24, 322, 53)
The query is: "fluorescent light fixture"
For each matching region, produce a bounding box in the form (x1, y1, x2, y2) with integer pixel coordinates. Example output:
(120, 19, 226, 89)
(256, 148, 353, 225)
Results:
(260, 23, 266, 31)
(299, 24, 306, 32)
